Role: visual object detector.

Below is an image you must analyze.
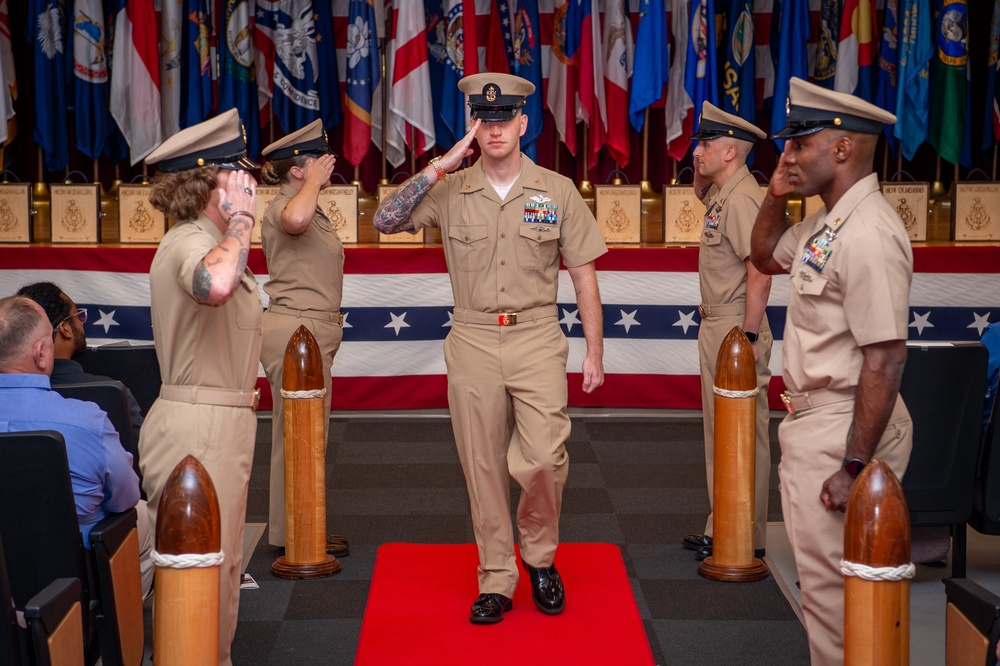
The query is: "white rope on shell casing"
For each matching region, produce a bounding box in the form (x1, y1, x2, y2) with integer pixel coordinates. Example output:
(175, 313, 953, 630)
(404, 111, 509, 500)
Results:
(150, 550, 226, 569)
(839, 559, 916, 581)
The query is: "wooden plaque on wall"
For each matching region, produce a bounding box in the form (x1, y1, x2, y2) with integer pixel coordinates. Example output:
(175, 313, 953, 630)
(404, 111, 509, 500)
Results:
(953, 183, 1000, 241)
(662, 185, 706, 244)
(252, 186, 281, 245)
(117, 185, 165, 243)
(0, 183, 32, 243)
(881, 182, 929, 242)
(50, 184, 100, 243)
(377, 184, 425, 243)
(318, 184, 359, 244)
(595, 185, 641, 243)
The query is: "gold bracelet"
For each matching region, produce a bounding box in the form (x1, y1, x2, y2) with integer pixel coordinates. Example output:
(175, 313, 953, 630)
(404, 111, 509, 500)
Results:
(429, 156, 446, 181)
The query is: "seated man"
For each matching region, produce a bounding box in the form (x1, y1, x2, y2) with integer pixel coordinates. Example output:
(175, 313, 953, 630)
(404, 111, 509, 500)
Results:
(0, 295, 153, 597)
(16, 281, 144, 445)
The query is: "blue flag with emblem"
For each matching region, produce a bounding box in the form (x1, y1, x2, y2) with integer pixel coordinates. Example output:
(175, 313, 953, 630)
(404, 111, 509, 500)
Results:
(440, 1, 472, 151)
(722, 0, 755, 124)
(179, 0, 211, 129)
(343, 0, 380, 166)
(269, 0, 321, 135)
(28, 0, 70, 171)
(72, 0, 111, 160)
(510, 0, 543, 160)
(425, 0, 453, 150)
(814, 0, 840, 90)
(628, 0, 668, 132)
(894, 0, 931, 161)
(876, 0, 899, 153)
(314, 0, 341, 131)
(983, 1, 1000, 154)
(218, 0, 259, 158)
(769, 0, 810, 147)
(101, 0, 127, 162)
(684, 0, 719, 126)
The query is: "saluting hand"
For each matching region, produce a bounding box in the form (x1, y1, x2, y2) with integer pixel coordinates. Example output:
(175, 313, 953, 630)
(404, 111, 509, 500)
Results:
(218, 169, 257, 227)
(436, 119, 482, 174)
(304, 153, 337, 188)
(768, 141, 795, 198)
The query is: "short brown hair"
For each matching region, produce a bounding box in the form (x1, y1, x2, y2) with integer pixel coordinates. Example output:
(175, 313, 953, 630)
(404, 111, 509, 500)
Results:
(149, 165, 221, 221)
(0, 296, 45, 369)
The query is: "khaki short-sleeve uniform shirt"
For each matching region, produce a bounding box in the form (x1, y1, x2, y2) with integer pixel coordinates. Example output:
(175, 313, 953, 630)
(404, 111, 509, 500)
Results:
(148, 215, 263, 389)
(261, 183, 345, 312)
(773, 173, 912, 393)
(698, 165, 764, 306)
(408, 156, 607, 311)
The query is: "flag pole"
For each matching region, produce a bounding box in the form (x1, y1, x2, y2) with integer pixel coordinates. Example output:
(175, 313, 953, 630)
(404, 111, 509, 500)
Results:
(896, 151, 902, 182)
(641, 108, 650, 183)
(409, 124, 416, 177)
(379, 37, 389, 183)
(994, 144, 998, 180)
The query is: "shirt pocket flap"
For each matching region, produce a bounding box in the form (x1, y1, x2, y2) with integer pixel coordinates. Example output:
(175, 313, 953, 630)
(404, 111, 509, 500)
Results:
(519, 223, 562, 244)
(448, 224, 488, 245)
(791, 268, 828, 296)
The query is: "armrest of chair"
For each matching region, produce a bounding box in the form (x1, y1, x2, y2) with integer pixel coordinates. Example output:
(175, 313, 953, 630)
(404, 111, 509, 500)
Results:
(89, 509, 137, 555)
(23, 578, 82, 632)
(23, 577, 85, 666)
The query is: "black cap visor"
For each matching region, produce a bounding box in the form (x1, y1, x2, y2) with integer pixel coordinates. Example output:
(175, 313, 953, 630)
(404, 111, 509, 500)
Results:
(266, 136, 333, 161)
(773, 106, 884, 139)
(689, 118, 760, 143)
(156, 136, 259, 172)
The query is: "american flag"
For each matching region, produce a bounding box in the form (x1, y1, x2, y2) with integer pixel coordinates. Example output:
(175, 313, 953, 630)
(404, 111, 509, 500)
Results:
(0, 244, 995, 411)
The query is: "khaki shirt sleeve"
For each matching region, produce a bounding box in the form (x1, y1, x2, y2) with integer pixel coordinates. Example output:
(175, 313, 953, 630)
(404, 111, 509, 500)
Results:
(408, 179, 447, 231)
(774, 217, 810, 272)
(557, 180, 607, 268)
(165, 224, 217, 299)
(842, 219, 913, 346)
(726, 192, 762, 261)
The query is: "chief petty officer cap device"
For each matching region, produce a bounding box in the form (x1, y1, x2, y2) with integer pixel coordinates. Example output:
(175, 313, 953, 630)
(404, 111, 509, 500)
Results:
(459, 72, 536, 123)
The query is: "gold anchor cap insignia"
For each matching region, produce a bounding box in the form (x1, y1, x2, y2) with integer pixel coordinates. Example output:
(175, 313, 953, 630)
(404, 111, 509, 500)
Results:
(486, 85, 498, 102)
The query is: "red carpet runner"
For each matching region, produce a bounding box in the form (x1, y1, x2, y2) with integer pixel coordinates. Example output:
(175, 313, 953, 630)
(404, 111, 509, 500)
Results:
(355, 543, 655, 665)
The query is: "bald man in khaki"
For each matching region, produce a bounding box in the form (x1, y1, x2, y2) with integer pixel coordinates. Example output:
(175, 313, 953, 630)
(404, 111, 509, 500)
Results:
(751, 78, 913, 665)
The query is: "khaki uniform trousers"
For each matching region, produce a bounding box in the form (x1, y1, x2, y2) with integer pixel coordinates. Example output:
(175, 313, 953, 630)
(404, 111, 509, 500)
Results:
(139, 399, 257, 666)
(260, 309, 342, 547)
(698, 314, 772, 549)
(444, 317, 571, 599)
(778, 394, 912, 666)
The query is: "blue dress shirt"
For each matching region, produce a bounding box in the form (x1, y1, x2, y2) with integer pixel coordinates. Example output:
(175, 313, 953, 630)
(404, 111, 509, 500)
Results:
(0, 373, 140, 547)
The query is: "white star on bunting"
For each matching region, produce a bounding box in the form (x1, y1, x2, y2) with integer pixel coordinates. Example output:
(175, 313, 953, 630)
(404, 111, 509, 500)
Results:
(385, 312, 410, 336)
(673, 310, 698, 335)
(968, 312, 991, 337)
(909, 311, 934, 336)
(93, 309, 119, 334)
(615, 309, 641, 334)
(560, 308, 581, 333)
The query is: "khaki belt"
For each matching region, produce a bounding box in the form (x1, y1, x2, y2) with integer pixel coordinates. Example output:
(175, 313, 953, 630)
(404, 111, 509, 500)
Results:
(453, 305, 559, 327)
(698, 303, 745, 319)
(267, 303, 344, 326)
(780, 388, 856, 416)
(160, 384, 260, 410)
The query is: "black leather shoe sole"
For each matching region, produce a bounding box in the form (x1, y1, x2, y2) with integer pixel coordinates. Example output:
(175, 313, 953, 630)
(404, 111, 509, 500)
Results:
(682, 534, 712, 551)
(695, 546, 766, 561)
(470, 594, 512, 624)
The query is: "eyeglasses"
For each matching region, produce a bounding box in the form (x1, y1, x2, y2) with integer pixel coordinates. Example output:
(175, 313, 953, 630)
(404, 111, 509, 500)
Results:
(58, 308, 87, 326)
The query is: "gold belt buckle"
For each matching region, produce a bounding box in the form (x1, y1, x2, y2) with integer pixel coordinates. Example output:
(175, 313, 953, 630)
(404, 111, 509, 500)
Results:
(780, 392, 795, 415)
(698, 305, 708, 319)
(498, 312, 517, 326)
(251, 388, 261, 411)
(338, 313, 345, 326)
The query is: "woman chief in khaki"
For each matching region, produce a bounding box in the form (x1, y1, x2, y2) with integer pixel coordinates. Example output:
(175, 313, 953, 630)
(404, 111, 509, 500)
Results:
(259, 120, 348, 557)
(141, 108, 262, 666)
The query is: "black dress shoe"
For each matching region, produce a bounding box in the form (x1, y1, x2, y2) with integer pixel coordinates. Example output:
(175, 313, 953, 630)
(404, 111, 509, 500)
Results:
(522, 561, 565, 614)
(682, 534, 712, 551)
(470, 593, 512, 624)
(694, 546, 766, 561)
(326, 534, 350, 557)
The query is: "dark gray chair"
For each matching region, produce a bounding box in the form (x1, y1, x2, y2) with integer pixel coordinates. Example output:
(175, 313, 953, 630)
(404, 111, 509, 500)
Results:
(23, 578, 84, 666)
(78, 345, 161, 418)
(0, 533, 27, 666)
(50, 381, 144, 500)
(970, 393, 1000, 538)
(898, 343, 989, 578)
(944, 577, 1000, 665)
(0, 431, 141, 665)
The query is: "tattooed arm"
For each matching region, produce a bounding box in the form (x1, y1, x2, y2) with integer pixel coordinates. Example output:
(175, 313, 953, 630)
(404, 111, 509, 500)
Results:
(192, 169, 257, 305)
(373, 119, 481, 234)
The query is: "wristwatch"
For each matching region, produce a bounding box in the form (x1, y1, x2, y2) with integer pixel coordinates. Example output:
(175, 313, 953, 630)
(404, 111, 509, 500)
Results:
(743, 331, 759, 343)
(842, 457, 867, 479)
(429, 156, 446, 181)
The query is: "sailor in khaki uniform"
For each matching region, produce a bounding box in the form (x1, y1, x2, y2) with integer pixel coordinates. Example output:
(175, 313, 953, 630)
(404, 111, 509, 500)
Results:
(750, 78, 913, 665)
(373, 73, 607, 624)
(259, 120, 349, 558)
(142, 109, 262, 666)
(683, 102, 773, 562)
